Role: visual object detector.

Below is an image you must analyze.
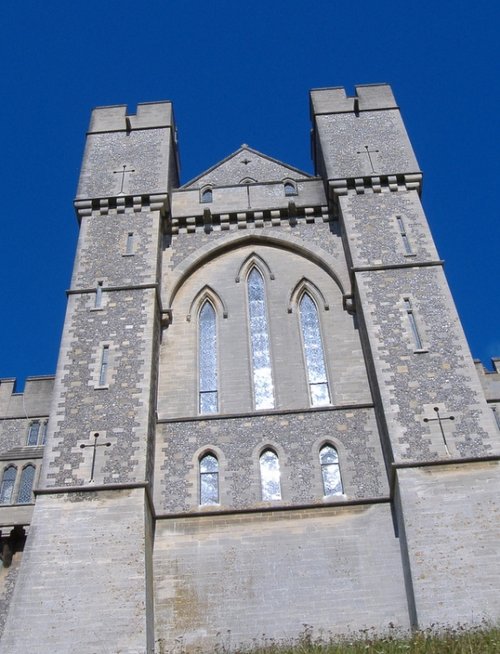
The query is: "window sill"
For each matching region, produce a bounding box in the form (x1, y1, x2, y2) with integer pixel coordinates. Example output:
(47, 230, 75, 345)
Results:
(94, 385, 109, 390)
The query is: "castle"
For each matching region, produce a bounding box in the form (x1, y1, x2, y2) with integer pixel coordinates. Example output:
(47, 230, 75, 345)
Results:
(0, 84, 499, 653)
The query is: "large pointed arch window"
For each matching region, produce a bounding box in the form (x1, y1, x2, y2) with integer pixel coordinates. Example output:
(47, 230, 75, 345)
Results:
(0, 466, 16, 504)
(247, 268, 275, 410)
(320, 445, 343, 496)
(199, 301, 218, 414)
(259, 449, 282, 500)
(299, 292, 330, 406)
(17, 465, 35, 504)
(199, 453, 219, 505)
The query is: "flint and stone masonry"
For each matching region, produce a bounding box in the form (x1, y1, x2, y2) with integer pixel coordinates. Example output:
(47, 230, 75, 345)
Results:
(0, 85, 499, 653)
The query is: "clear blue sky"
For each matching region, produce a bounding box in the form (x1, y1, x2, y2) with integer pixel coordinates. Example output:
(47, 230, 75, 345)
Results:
(1, 1, 499, 389)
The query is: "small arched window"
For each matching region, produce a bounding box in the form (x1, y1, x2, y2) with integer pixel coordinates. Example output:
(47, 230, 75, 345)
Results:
(17, 465, 35, 504)
(201, 187, 213, 203)
(27, 421, 40, 446)
(199, 453, 219, 505)
(259, 449, 282, 501)
(199, 301, 218, 414)
(247, 268, 275, 410)
(284, 181, 297, 196)
(0, 466, 17, 504)
(320, 445, 343, 496)
(299, 293, 330, 406)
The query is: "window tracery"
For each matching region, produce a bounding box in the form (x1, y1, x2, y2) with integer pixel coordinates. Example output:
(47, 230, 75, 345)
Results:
(320, 445, 343, 496)
(247, 268, 275, 410)
(299, 292, 330, 406)
(259, 449, 282, 500)
(199, 301, 218, 414)
(199, 453, 219, 505)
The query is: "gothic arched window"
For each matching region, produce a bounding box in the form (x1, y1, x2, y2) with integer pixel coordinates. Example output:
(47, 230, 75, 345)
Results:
(299, 292, 330, 407)
(199, 301, 218, 414)
(0, 466, 16, 504)
(199, 453, 219, 505)
(17, 465, 35, 504)
(27, 421, 40, 446)
(201, 187, 213, 203)
(320, 445, 343, 496)
(284, 181, 297, 196)
(259, 449, 282, 501)
(247, 268, 275, 410)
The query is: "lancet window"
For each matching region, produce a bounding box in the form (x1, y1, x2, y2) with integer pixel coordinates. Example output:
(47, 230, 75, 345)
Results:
(247, 268, 275, 410)
(299, 292, 330, 406)
(201, 187, 213, 203)
(319, 445, 343, 496)
(259, 449, 282, 501)
(199, 453, 219, 505)
(198, 301, 218, 414)
(0, 466, 16, 504)
(17, 465, 35, 504)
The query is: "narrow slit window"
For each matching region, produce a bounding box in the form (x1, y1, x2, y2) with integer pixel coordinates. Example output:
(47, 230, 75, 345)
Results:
(199, 454, 219, 505)
(299, 293, 330, 406)
(41, 421, 48, 445)
(126, 232, 134, 254)
(397, 216, 413, 254)
(284, 181, 297, 196)
(95, 281, 103, 308)
(99, 345, 110, 386)
(247, 268, 275, 410)
(0, 466, 16, 504)
(199, 301, 218, 414)
(492, 407, 500, 430)
(404, 298, 423, 350)
(201, 188, 213, 203)
(260, 449, 282, 501)
(27, 422, 40, 446)
(17, 465, 35, 504)
(320, 445, 343, 496)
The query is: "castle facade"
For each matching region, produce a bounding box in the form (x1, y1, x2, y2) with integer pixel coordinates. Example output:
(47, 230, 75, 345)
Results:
(0, 84, 499, 653)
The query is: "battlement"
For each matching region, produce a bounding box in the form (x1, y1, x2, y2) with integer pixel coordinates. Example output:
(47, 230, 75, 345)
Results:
(475, 358, 500, 402)
(0, 376, 55, 419)
(310, 83, 397, 116)
(88, 101, 175, 133)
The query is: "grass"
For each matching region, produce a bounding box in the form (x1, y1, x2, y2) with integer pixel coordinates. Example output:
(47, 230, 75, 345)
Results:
(209, 626, 500, 654)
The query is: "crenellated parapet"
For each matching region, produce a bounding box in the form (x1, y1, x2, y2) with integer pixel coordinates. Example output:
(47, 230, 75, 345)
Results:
(0, 377, 54, 420)
(475, 358, 500, 403)
(310, 84, 422, 199)
(75, 101, 179, 215)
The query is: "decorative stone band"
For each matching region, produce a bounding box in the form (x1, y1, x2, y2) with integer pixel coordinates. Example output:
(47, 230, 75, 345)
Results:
(329, 173, 422, 198)
(74, 192, 169, 222)
(170, 204, 330, 235)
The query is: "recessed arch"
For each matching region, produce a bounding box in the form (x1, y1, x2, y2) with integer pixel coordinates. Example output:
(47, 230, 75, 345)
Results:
(235, 252, 275, 283)
(187, 285, 228, 321)
(239, 177, 257, 184)
(166, 232, 347, 310)
(287, 277, 329, 313)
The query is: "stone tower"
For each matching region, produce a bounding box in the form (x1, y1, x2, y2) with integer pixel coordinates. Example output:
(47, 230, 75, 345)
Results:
(0, 85, 499, 653)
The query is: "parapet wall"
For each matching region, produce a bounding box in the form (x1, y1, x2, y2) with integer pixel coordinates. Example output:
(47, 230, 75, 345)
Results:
(475, 358, 500, 401)
(0, 377, 54, 420)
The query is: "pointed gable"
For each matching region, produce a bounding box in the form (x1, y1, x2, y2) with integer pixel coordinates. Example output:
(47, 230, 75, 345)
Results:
(182, 145, 312, 189)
